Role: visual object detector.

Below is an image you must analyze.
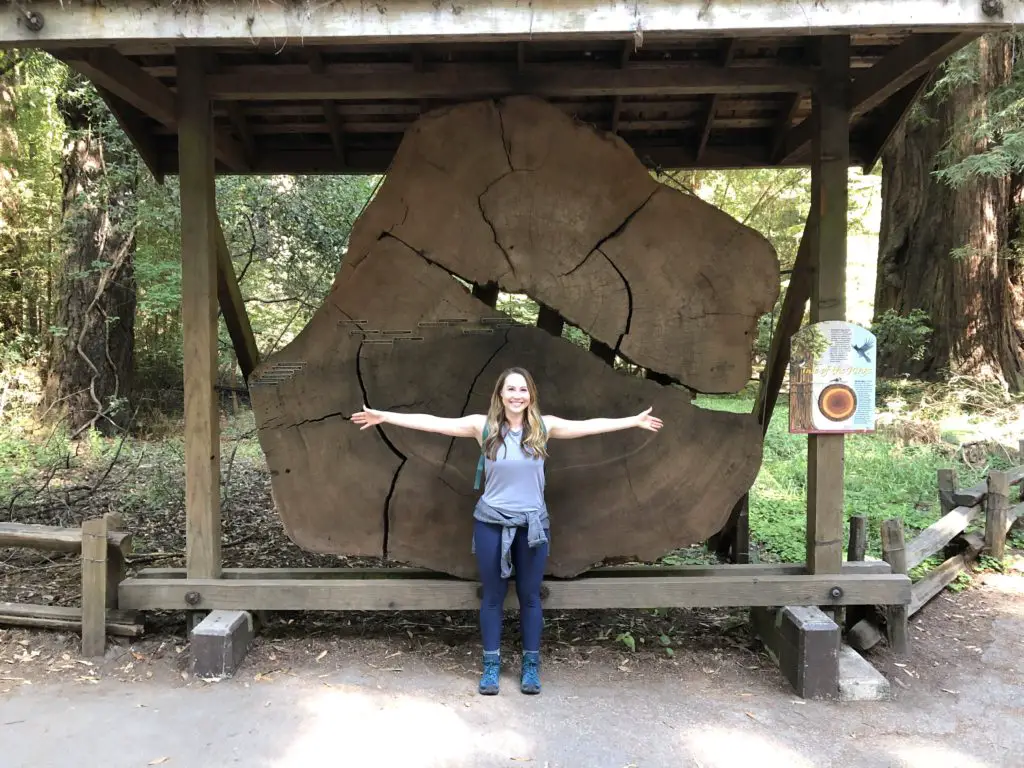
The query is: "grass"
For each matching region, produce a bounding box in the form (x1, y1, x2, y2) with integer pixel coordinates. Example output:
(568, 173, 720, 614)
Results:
(695, 393, 1010, 563)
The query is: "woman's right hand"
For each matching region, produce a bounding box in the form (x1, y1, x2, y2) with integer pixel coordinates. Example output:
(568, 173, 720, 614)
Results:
(350, 405, 386, 430)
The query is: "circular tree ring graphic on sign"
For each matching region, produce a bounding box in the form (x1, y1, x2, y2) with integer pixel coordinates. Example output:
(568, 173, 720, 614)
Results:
(818, 383, 857, 422)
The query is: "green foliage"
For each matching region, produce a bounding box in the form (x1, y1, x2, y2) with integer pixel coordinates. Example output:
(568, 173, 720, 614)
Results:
(696, 394, 992, 563)
(871, 308, 933, 363)
(930, 33, 1024, 188)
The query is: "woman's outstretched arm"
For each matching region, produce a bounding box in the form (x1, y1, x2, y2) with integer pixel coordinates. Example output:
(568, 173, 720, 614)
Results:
(350, 406, 485, 439)
(544, 407, 663, 439)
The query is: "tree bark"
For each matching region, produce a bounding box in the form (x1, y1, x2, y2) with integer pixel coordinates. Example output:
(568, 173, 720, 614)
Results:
(875, 34, 1024, 390)
(42, 87, 138, 435)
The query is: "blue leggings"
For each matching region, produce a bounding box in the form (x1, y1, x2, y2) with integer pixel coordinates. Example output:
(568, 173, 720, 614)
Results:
(473, 520, 549, 653)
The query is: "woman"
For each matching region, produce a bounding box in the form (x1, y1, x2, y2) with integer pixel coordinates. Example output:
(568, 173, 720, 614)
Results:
(350, 367, 663, 695)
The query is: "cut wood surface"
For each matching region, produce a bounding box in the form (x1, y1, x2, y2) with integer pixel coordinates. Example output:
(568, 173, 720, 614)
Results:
(249, 96, 778, 578)
(0, 522, 132, 555)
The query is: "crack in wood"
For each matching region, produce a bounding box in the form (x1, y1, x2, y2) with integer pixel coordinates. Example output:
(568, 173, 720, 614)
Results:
(349, 311, 406, 560)
(442, 328, 512, 467)
(277, 411, 348, 430)
(596, 248, 634, 355)
(477, 176, 518, 280)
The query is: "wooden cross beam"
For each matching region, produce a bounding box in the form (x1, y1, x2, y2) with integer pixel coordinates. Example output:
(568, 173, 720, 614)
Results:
(60, 48, 249, 172)
(695, 38, 738, 162)
(307, 49, 346, 160)
(610, 40, 632, 134)
(93, 87, 164, 183)
(780, 32, 977, 162)
(204, 63, 817, 101)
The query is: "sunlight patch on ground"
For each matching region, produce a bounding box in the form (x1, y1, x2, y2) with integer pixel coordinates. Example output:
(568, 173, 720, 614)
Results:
(888, 743, 995, 768)
(273, 686, 532, 767)
(977, 572, 1024, 616)
(683, 727, 817, 768)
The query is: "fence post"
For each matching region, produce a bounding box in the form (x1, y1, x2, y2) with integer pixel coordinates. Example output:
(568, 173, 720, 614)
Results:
(937, 469, 958, 515)
(986, 470, 1009, 561)
(81, 516, 109, 658)
(103, 512, 127, 611)
(880, 518, 910, 656)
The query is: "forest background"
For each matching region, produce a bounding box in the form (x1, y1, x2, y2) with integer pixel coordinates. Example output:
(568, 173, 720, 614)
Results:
(2, 35, 1023, 593)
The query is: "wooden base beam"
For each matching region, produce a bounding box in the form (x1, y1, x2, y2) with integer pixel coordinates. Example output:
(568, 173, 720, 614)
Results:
(119, 573, 911, 612)
(133, 560, 893, 581)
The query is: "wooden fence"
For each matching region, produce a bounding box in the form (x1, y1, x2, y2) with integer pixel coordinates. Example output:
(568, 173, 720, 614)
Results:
(847, 463, 1023, 653)
(0, 512, 142, 656)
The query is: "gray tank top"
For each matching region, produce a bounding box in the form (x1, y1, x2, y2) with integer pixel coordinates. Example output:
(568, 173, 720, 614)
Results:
(478, 426, 547, 514)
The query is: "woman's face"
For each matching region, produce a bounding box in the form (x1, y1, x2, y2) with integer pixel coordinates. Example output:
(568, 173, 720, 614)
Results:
(501, 373, 531, 417)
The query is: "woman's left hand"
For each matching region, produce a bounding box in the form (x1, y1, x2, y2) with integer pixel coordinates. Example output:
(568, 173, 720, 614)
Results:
(634, 407, 664, 432)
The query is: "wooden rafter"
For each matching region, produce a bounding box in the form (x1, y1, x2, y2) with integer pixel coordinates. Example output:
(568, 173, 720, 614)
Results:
(307, 49, 346, 160)
(770, 93, 803, 164)
(93, 87, 164, 183)
(206, 52, 255, 167)
(610, 40, 631, 134)
(780, 32, 977, 162)
(61, 48, 249, 171)
(696, 38, 738, 162)
(862, 73, 931, 171)
(205, 63, 817, 101)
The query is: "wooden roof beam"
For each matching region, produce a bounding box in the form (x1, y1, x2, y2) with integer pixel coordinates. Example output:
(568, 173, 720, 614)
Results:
(780, 32, 977, 162)
(306, 49, 346, 161)
(862, 73, 930, 172)
(93, 87, 164, 183)
(206, 52, 255, 167)
(61, 48, 249, 171)
(205, 63, 818, 101)
(695, 38, 738, 162)
(156, 141, 869, 176)
(610, 40, 632, 134)
(4, 0, 1020, 48)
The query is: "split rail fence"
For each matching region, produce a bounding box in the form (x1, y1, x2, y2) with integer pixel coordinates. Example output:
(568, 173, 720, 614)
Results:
(847, 460, 1023, 653)
(0, 512, 143, 656)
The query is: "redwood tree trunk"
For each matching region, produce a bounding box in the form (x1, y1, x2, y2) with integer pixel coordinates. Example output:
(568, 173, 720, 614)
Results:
(43, 89, 137, 434)
(875, 35, 1024, 390)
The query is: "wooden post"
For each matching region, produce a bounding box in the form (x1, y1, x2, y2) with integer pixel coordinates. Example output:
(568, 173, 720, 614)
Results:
(80, 516, 108, 657)
(880, 518, 910, 656)
(842, 514, 867, 631)
(847, 515, 867, 562)
(103, 512, 127, 610)
(177, 48, 222, 580)
(937, 468, 958, 515)
(985, 470, 1009, 561)
(806, 36, 850, 575)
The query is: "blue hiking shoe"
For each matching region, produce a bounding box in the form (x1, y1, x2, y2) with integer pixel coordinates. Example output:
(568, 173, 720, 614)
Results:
(520, 651, 541, 695)
(479, 651, 500, 695)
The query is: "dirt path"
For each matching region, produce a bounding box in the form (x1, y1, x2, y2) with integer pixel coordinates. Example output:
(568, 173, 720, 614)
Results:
(0, 568, 1020, 768)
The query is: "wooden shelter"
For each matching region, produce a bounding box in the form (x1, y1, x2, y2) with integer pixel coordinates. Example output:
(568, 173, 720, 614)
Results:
(3, 1, 1020, 676)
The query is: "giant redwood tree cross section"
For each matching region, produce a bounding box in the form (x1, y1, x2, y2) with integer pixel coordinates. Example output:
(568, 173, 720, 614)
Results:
(250, 97, 779, 577)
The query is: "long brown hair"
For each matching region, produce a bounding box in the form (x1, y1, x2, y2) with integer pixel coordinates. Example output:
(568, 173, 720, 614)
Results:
(483, 367, 548, 461)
